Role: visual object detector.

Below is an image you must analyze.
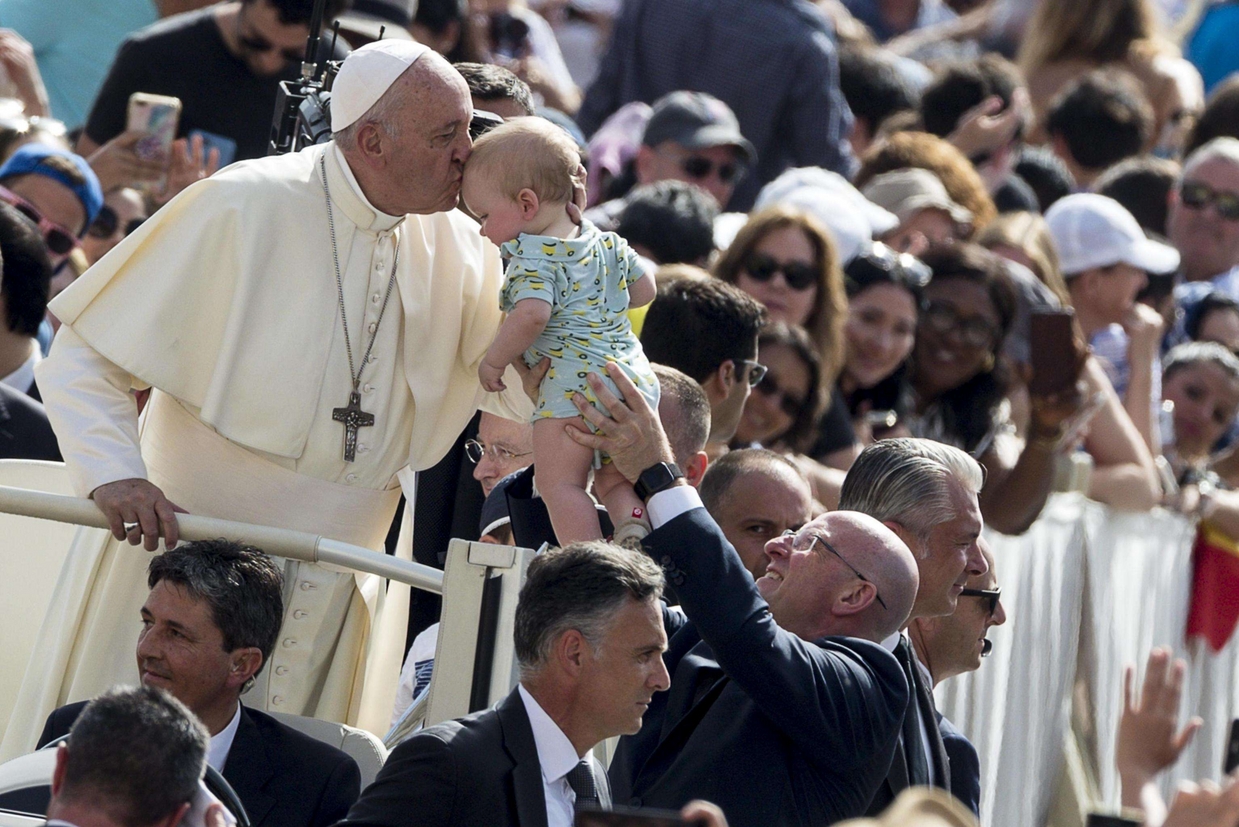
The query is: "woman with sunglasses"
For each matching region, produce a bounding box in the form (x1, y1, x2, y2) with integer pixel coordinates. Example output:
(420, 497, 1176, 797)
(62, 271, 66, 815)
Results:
(838, 242, 930, 445)
(731, 322, 847, 507)
(910, 243, 1089, 534)
(80, 188, 148, 268)
(714, 206, 858, 466)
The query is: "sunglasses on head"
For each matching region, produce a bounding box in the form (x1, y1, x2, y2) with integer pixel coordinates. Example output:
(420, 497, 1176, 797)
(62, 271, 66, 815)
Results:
(845, 242, 932, 295)
(960, 586, 1001, 616)
(0, 186, 78, 256)
(88, 205, 147, 239)
(1181, 181, 1239, 222)
(754, 371, 807, 418)
(742, 252, 818, 291)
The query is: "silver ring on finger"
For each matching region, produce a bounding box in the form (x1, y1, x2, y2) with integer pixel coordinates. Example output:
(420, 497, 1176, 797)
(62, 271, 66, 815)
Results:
(124, 522, 140, 533)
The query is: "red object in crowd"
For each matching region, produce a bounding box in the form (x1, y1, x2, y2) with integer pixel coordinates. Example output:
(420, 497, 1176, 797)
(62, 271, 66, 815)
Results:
(1186, 522, 1239, 652)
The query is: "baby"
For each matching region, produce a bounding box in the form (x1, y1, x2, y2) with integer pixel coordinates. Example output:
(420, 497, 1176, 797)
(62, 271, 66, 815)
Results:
(463, 117, 659, 545)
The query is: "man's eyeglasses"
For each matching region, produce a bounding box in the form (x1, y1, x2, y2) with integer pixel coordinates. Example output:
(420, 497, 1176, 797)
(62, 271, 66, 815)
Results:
(735, 359, 767, 388)
(88, 205, 147, 240)
(959, 586, 1001, 616)
(1180, 181, 1239, 222)
(780, 529, 888, 611)
(657, 150, 744, 184)
(742, 252, 818, 291)
(0, 185, 78, 256)
(922, 300, 999, 350)
(754, 372, 807, 418)
(464, 439, 532, 465)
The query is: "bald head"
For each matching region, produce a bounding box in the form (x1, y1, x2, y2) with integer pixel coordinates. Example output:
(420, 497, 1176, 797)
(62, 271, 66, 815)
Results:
(757, 510, 918, 644)
(334, 52, 473, 216)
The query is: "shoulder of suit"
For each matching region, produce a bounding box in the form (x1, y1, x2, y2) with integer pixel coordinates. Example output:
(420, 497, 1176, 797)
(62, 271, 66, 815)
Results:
(391, 704, 503, 757)
(0, 383, 48, 417)
(243, 707, 358, 771)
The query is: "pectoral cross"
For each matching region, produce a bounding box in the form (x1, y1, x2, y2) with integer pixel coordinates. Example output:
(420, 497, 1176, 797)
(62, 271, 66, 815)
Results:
(332, 391, 374, 463)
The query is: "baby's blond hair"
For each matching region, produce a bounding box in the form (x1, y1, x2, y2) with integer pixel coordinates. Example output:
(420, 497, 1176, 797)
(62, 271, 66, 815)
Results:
(468, 117, 580, 205)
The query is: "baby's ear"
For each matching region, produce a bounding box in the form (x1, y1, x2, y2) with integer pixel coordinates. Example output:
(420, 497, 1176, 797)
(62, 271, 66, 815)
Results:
(517, 188, 541, 218)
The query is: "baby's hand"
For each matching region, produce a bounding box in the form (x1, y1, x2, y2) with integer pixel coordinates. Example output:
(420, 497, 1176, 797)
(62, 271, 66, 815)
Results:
(479, 360, 507, 393)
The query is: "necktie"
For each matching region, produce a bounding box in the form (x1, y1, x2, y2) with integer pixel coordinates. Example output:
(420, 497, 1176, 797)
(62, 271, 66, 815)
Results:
(566, 759, 601, 810)
(895, 637, 932, 786)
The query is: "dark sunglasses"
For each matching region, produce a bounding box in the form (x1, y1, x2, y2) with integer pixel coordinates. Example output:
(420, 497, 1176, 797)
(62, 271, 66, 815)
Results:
(1181, 181, 1239, 222)
(960, 586, 1001, 616)
(742, 252, 818, 291)
(679, 155, 742, 184)
(236, 13, 303, 63)
(88, 205, 147, 239)
(0, 185, 78, 256)
(735, 359, 768, 387)
(754, 372, 807, 418)
(922, 300, 999, 350)
(845, 242, 932, 296)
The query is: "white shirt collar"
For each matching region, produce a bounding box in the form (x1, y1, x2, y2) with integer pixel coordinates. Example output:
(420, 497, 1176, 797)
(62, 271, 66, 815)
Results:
(880, 631, 902, 653)
(0, 339, 39, 393)
(518, 684, 581, 785)
(330, 142, 404, 230)
(206, 704, 243, 771)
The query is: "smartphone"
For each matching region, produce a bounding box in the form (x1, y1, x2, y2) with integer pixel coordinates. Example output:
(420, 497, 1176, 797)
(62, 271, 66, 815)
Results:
(1028, 308, 1080, 397)
(126, 92, 182, 163)
(1086, 815, 1142, 827)
(1225, 718, 1239, 774)
(576, 806, 703, 827)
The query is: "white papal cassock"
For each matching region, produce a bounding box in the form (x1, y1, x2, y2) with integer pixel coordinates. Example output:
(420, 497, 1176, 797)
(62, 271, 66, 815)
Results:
(0, 142, 529, 757)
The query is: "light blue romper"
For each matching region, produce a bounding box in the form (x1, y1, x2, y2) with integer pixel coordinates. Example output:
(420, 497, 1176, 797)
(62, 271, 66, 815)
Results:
(500, 221, 660, 428)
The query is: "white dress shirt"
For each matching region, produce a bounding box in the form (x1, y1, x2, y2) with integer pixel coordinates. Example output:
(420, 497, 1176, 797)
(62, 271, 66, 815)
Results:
(206, 704, 242, 771)
(518, 684, 583, 827)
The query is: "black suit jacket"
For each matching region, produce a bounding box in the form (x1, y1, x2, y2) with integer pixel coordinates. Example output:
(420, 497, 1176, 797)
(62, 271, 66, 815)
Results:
(610, 508, 909, 827)
(939, 714, 980, 816)
(0, 382, 59, 461)
(40, 702, 360, 827)
(865, 645, 952, 814)
(338, 688, 550, 827)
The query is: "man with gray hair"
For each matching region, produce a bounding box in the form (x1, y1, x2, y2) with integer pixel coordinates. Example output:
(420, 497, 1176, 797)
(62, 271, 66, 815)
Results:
(37, 540, 362, 827)
(1170, 138, 1239, 290)
(837, 437, 988, 813)
(341, 541, 671, 827)
(45, 685, 208, 827)
(16, 36, 538, 742)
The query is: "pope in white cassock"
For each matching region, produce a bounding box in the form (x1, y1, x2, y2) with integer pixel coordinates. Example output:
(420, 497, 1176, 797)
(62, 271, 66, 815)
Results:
(0, 40, 534, 757)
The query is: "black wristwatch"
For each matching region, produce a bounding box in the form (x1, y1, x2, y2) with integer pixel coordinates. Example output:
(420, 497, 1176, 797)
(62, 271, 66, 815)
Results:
(634, 462, 684, 502)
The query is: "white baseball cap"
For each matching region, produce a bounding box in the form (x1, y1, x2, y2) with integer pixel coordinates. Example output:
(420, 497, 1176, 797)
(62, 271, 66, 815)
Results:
(1045, 193, 1180, 277)
(753, 167, 897, 264)
(330, 39, 430, 132)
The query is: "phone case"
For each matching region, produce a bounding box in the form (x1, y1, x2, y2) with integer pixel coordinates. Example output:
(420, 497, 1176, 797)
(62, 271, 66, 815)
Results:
(127, 92, 182, 162)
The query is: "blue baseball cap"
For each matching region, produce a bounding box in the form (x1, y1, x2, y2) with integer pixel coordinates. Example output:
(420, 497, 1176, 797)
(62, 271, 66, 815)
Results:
(0, 143, 104, 231)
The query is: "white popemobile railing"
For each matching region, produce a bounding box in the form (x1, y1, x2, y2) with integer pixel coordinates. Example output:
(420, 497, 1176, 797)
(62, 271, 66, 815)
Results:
(0, 460, 535, 751)
(938, 492, 1239, 827)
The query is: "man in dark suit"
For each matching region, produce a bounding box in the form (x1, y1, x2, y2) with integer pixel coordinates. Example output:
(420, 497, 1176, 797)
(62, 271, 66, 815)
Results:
(0, 382, 59, 459)
(38, 540, 360, 827)
(339, 541, 671, 827)
(837, 439, 991, 813)
(565, 363, 921, 826)
(909, 538, 1007, 815)
(44, 686, 209, 827)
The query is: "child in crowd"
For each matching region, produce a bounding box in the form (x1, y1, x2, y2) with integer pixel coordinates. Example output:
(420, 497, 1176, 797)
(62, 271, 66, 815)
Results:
(464, 117, 660, 545)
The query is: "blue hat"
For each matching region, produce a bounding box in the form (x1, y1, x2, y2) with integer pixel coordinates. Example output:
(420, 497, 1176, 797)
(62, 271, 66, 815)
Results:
(0, 143, 104, 230)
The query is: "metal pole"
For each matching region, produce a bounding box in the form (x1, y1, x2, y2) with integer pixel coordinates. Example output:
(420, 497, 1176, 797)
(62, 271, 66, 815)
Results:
(0, 485, 443, 593)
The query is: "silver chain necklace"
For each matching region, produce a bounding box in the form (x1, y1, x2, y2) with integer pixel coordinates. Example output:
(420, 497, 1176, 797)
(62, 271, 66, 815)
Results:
(319, 154, 400, 462)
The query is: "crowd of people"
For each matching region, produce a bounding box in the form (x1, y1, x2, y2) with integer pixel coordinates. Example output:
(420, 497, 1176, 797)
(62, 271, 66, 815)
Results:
(3, 0, 1239, 824)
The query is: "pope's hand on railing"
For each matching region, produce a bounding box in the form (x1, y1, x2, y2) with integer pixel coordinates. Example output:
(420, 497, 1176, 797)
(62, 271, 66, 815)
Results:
(91, 477, 187, 551)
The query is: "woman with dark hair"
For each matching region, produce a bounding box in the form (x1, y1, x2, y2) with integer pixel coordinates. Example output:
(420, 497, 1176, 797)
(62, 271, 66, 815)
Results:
(910, 243, 1086, 533)
(838, 243, 929, 442)
(731, 322, 846, 506)
(1184, 290, 1239, 352)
